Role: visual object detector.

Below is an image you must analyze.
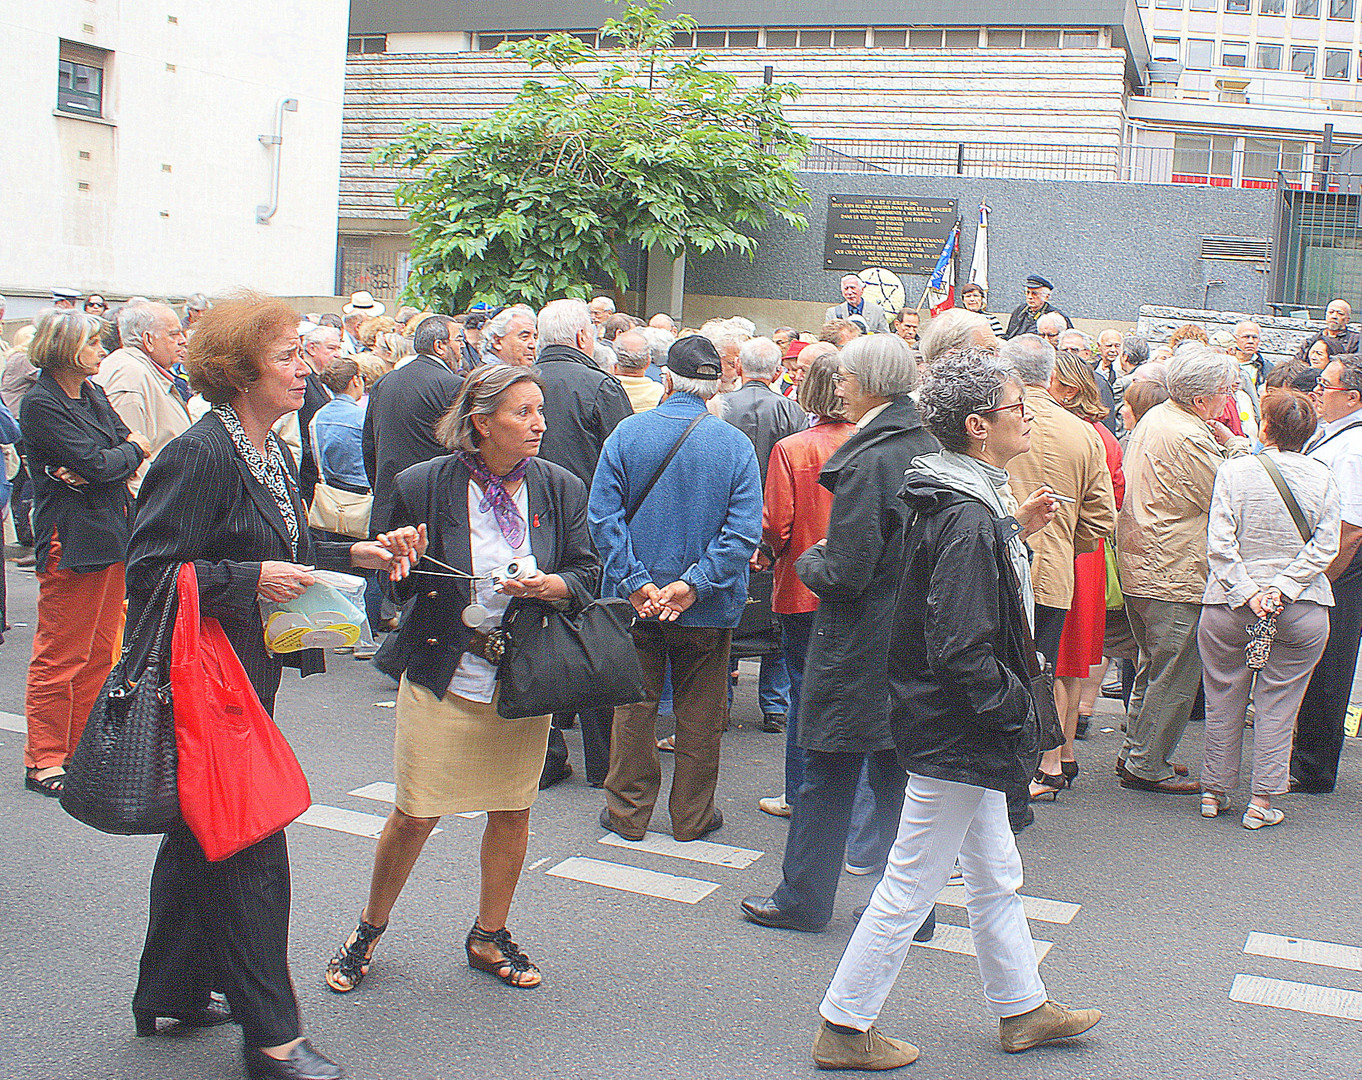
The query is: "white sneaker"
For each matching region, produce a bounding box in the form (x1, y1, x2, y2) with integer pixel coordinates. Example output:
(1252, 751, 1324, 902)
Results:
(758, 795, 791, 817)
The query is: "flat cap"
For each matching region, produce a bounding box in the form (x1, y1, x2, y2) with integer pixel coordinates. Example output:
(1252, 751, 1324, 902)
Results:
(1025, 274, 1054, 290)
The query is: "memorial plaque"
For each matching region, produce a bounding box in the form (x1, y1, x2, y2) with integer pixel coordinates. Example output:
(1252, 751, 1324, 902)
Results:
(823, 195, 958, 276)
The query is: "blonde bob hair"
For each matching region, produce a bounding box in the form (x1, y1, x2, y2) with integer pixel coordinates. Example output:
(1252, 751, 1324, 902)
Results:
(435, 363, 543, 453)
(30, 309, 104, 371)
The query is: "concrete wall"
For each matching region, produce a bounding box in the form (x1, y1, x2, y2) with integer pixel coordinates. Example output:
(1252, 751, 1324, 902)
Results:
(685, 170, 1277, 325)
(1137, 305, 1347, 365)
(0, 1, 349, 304)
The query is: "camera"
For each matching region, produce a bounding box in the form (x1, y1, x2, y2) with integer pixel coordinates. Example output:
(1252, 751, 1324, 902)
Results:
(488, 555, 537, 588)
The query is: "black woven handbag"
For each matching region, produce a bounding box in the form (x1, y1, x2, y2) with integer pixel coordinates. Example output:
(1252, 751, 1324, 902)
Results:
(495, 598, 648, 720)
(61, 564, 181, 834)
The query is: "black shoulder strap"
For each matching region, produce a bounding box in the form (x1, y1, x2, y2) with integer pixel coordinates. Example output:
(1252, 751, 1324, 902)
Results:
(625, 413, 709, 525)
(1257, 454, 1312, 544)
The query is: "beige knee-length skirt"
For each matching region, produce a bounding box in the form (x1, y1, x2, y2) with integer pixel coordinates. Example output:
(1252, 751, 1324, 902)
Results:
(393, 675, 551, 817)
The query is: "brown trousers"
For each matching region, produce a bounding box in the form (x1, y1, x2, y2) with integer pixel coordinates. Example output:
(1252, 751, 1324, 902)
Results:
(24, 539, 124, 770)
(605, 623, 731, 842)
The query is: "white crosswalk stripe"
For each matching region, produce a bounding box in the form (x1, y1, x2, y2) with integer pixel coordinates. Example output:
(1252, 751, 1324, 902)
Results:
(1244, 932, 1362, 973)
(347, 781, 483, 818)
(1231, 974, 1362, 1022)
(915, 923, 1053, 964)
(935, 884, 1080, 924)
(546, 856, 719, 903)
(0, 711, 25, 734)
(597, 830, 763, 869)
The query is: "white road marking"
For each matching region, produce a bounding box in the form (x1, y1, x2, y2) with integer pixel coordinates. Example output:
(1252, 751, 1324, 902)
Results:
(935, 885, 1080, 925)
(374, 700, 396, 708)
(546, 856, 719, 904)
(527, 857, 550, 871)
(1231, 974, 1362, 1022)
(0, 711, 24, 733)
(916, 922, 1053, 964)
(297, 804, 440, 839)
(597, 831, 763, 869)
(347, 781, 483, 819)
(1245, 933, 1362, 973)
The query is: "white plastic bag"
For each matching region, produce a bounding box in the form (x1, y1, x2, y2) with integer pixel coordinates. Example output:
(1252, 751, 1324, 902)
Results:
(259, 569, 373, 654)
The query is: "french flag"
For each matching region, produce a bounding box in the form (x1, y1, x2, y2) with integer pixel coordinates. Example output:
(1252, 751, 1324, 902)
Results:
(926, 220, 960, 317)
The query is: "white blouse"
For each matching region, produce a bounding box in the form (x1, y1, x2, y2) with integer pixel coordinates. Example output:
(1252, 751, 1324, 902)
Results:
(447, 479, 531, 703)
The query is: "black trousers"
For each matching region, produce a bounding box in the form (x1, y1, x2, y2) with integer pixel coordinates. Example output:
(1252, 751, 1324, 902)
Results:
(1292, 554, 1362, 791)
(771, 748, 906, 927)
(134, 826, 300, 1048)
(547, 708, 612, 787)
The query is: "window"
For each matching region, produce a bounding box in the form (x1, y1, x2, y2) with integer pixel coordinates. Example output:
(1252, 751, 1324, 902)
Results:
(727, 30, 759, 47)
(1156, 0, 1182, 8)
(347, 35, 385, 54)
(694, 30, 726, 47)
(989, 29, 1023, 46)
(1243, 138, 1282, 180)
(1292, 46, 1317, 75)
(1256, 43, 1283, 68)
(1331, 0, 1355, 17)
(766, 29, 798, 46)
(1028, 29, 1061, 46)
(669, 29, 694, 47)
(871, 29, 907, 47)
(1153, 37, 1180, 60)
(944, 28, 980, 46)
(909, 28, 943, 46)
(1226, 0, 1251, 9)
(1173, 134, 1235, 181)
(1191, 0, 1217, 11)
(476, 33, 505, 50)
(1065, 30, 1101, 47)
(1260, 0, 1284, 10)
(1187, 39, 1215, 68)
(1296, 0, 1320, 14)
(832, 28, 868, 46)
(1326, 48, 1351, 78)
(800, 28, 833, 46)
(1222, 41, 1249, 66)
(57, 41, 106, 117)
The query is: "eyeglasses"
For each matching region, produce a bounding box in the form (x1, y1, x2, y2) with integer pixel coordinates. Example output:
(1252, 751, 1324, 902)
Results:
(979, 400, 1029, 417)
(832, 371, 853, 385)
(1313, 381, 1352, 395)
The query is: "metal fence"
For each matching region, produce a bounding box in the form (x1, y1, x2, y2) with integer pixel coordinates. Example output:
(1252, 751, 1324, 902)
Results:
(1274, 174, 1362, 317)
(336, 242, 409, 300)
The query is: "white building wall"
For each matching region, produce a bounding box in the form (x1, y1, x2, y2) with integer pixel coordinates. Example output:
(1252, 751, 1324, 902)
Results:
(0, 0, 349, 310)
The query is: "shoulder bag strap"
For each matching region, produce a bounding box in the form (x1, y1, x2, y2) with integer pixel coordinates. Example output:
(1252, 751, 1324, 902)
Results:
(1257, 454, 1312, 544)
(624, 413, 709, 525)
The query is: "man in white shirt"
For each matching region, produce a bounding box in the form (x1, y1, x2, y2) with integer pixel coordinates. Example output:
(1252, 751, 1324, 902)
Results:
(1295, 354, 1362, 792)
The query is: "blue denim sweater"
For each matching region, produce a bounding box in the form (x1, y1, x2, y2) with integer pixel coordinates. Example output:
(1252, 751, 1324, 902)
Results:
(589, 392, 762, 628)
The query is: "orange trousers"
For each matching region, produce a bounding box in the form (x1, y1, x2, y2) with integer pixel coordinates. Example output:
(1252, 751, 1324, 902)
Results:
(24, 539, 125, 770)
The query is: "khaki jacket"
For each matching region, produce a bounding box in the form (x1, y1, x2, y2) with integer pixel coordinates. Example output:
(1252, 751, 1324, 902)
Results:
(1117, 399, 1249, 603)
(92, 346, 192, 495)
(1006, 388, 1116, 609)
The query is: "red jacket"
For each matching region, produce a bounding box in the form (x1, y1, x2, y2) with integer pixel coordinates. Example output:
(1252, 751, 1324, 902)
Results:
(762, 420, 855, 614)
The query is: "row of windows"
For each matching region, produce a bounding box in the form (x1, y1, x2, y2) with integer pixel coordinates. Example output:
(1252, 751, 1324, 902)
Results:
(472, 27, 1104, 51)
(1171, 134, 1308, 183)
(1144, 0, 1356, 16)
(1158, 35, 1357, 75)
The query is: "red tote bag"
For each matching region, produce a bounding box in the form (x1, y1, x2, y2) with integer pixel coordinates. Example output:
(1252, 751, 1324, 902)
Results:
(171, 562, 312, 862)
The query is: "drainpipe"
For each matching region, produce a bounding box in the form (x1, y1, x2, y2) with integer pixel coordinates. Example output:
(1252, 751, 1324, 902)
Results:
(256, 97, 299, 225)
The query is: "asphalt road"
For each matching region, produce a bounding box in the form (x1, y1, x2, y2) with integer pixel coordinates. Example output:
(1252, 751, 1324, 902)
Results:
(2, 563, 1361, 1080)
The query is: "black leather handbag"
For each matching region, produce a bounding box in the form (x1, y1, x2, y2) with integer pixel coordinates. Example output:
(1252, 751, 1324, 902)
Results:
(61, 564, 182, 834)
(496, 597, 648, 720)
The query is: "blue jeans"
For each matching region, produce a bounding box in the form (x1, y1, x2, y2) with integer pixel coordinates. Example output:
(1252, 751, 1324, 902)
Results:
(758, 651, 791, 718)
(846, 761, 886, 870)
(779, 613, 814, 804)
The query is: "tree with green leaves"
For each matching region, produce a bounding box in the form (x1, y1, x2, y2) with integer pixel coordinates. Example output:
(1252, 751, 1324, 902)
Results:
(373, 0, 810, 313)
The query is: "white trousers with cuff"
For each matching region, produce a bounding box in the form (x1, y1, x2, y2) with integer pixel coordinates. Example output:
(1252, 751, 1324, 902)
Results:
(820, 774, 1047, 1029)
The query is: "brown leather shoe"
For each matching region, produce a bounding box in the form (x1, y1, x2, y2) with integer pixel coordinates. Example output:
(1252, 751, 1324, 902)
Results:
(813, 1021, 919, 1070)
(1119, 771, 1200, 793)
(1000, 1001, 1101, 1052)
(1116, 758, 1189, 778)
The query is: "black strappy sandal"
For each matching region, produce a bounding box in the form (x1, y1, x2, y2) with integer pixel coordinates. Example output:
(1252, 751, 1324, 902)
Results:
(25, 768, 64, 797)
(325, 915, 387, 993)
(465, 922, 541, 988)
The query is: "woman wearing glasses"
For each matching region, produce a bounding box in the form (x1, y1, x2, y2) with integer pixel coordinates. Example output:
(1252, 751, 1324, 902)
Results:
(325, 363, 599, 995)
(811, 348, 1098, 1070)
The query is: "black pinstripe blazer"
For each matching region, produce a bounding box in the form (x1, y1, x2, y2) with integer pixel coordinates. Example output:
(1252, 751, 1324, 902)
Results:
(125, 412, 353, 715)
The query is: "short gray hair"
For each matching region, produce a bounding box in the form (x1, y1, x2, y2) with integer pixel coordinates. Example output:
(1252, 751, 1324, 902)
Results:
(538, 298, 594, 348)
(919, 309, 990, 365)
(1036, 312, 1068, 335)
(118, 302, 164, 347)
(738, 337, 781, 380)
(184, 292, 210, 314)
(700, 318, 750, 357)
(303, 324, 342, 348)
(435, 363, 543, 452)
(664, 370, 721, 400)
(840, 333, 917, 397)
(1057, 328, 1091, 352)
(1166, 343, 1237, 404)
(613, 331, 651, 371)
(641, 327, 675, 367)
(1337, 354, 1362, 393)
(483, 304, 535, 349)
(1124, 332, 1149, 367)
(920, 347, 1025, 453)
(730, 316, 756, 337)
(1000, 334, 1056, 387)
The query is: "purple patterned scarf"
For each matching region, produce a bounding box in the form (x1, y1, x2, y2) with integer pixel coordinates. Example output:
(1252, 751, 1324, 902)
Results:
(457, 450, 529, 547)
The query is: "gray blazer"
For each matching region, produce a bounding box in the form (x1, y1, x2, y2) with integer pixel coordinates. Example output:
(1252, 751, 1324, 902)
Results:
(824, 300, 890, 335)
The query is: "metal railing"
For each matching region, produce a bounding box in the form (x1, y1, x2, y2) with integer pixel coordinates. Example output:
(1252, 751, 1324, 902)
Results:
(1275, 174, 1362, 316)
(337, 245, 410, 300)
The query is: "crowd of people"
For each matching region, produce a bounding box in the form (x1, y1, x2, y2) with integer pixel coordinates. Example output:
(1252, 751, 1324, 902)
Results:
(1, 271, 1359, 1075)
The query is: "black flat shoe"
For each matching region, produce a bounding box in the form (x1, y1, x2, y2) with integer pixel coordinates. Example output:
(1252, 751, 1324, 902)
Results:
(243, 1040, 344, 1080)
(1074, 716, 1090, 740)
(740, 895, 826, 932)
(1060, 761, 1079, 787)
(134, 996, 233, 1036)
(599, 806, 645, 842)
